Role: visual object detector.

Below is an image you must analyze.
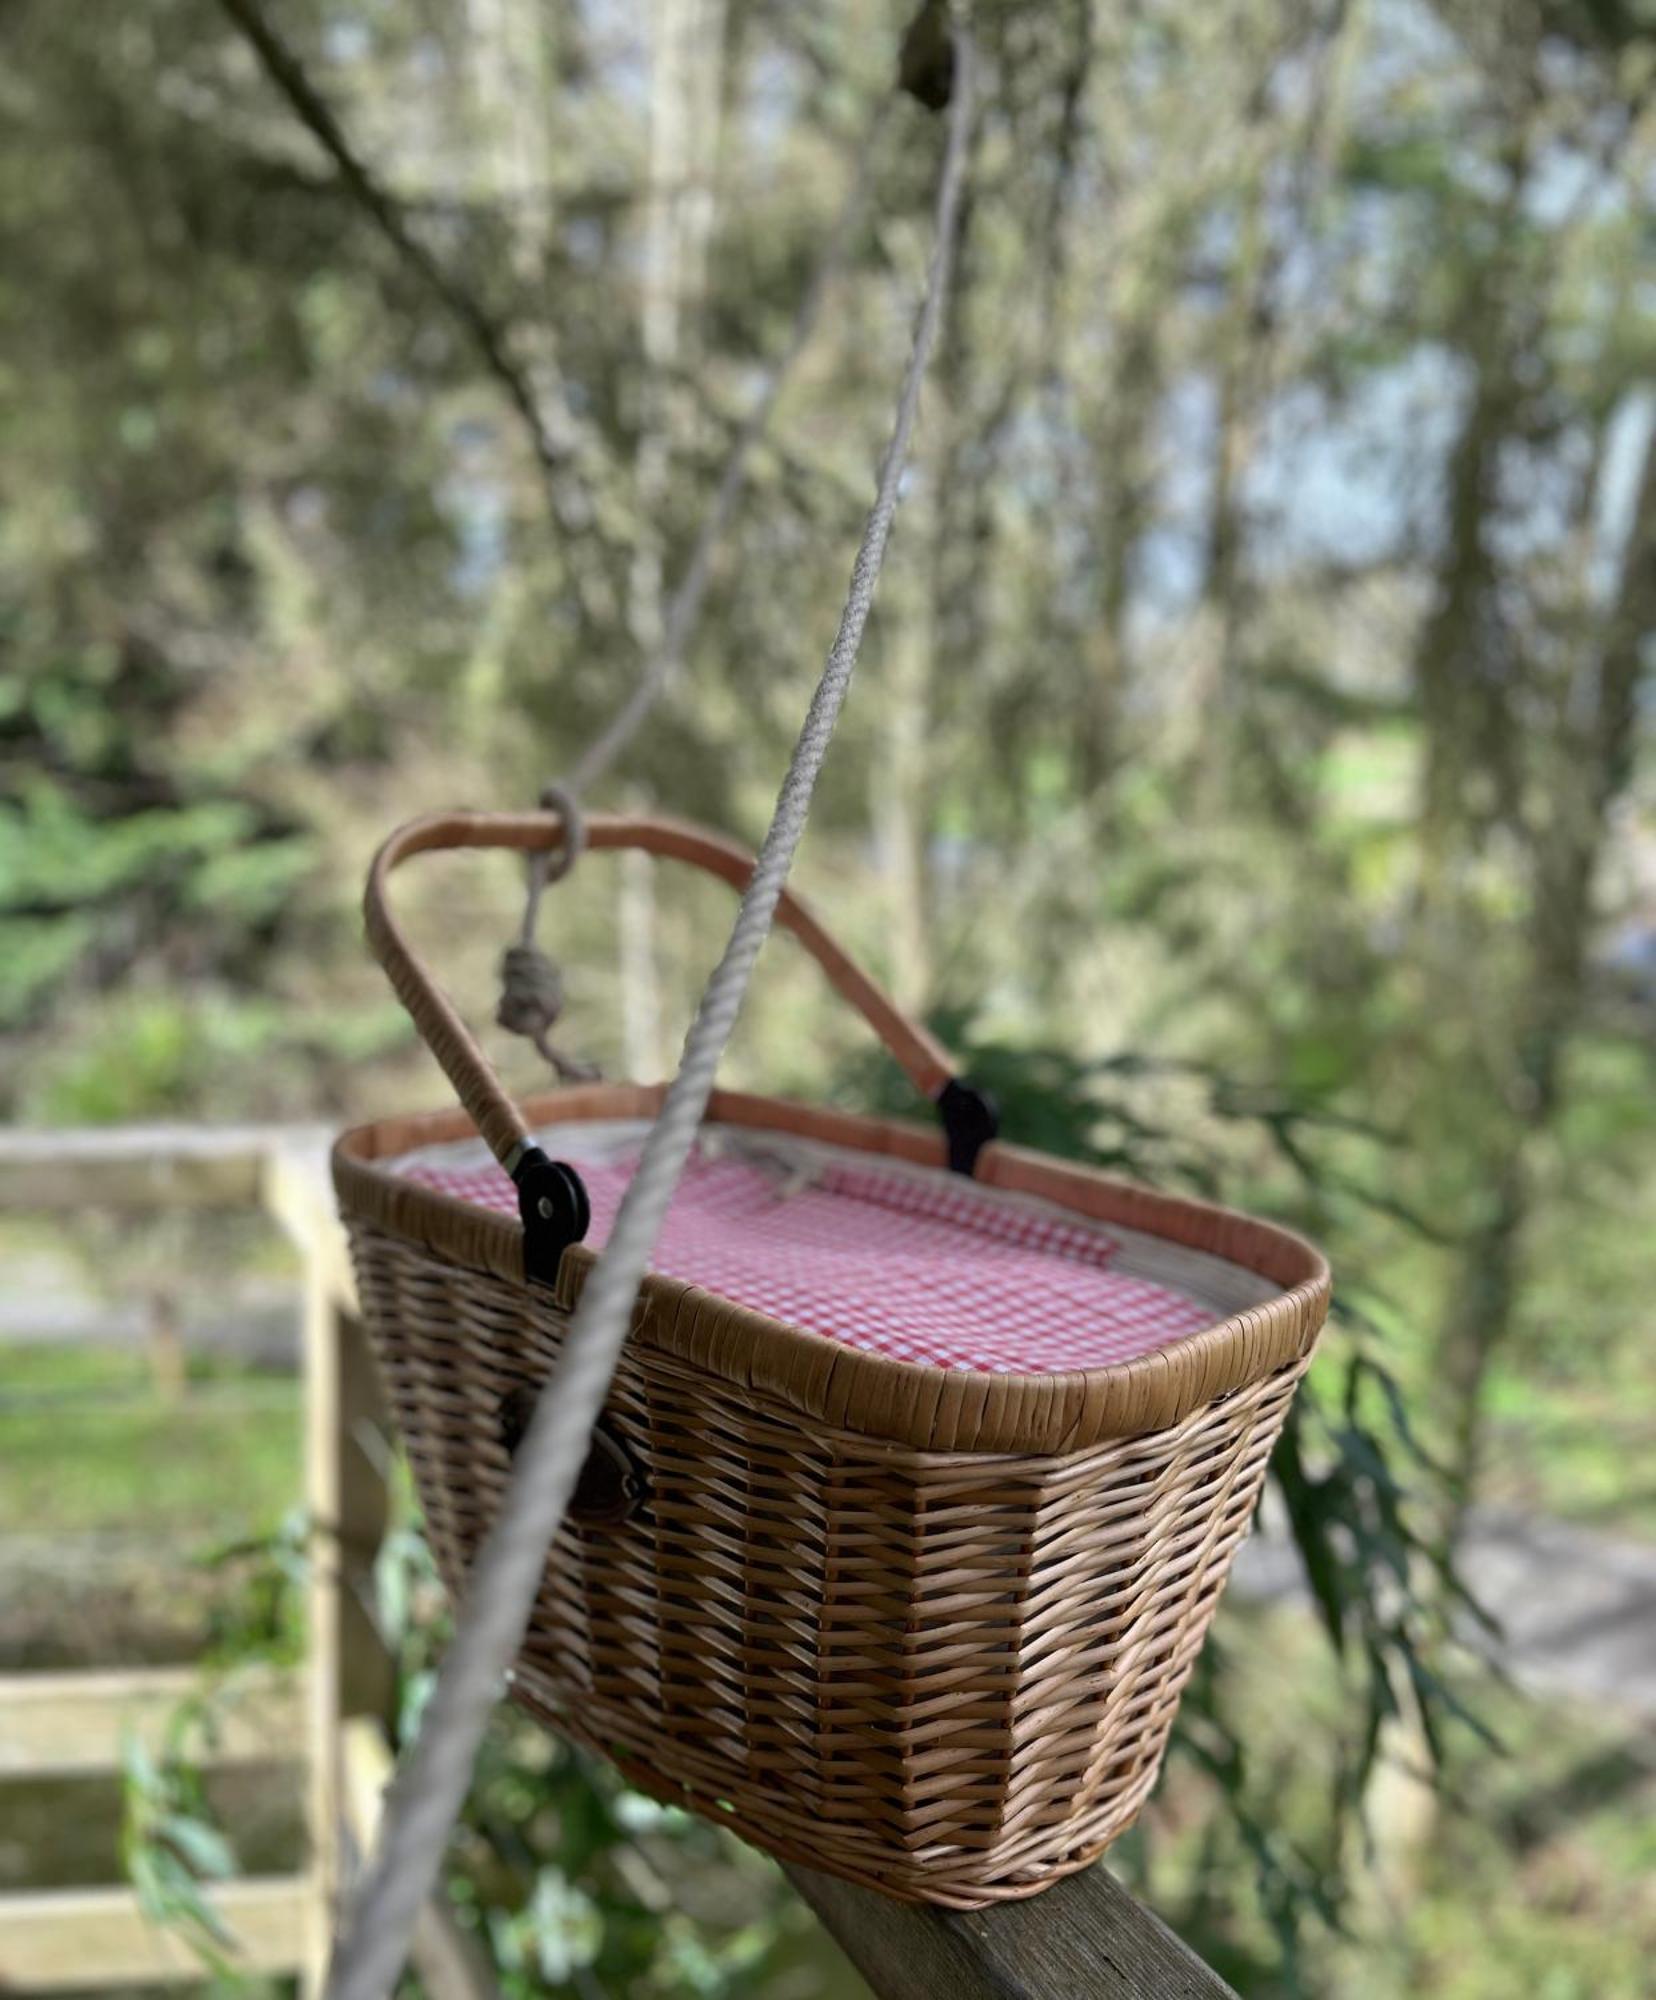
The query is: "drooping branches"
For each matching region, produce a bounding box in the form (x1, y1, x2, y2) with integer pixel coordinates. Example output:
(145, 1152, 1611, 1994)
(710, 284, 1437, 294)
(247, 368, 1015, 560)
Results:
(216, 0, 626, 597)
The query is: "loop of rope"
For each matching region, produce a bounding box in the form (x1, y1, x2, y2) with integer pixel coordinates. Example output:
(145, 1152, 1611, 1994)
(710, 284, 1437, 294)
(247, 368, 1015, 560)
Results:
(494, 947, 601, 1085)
(520, 781, 586, 944)
(327, 33, 975, 1997)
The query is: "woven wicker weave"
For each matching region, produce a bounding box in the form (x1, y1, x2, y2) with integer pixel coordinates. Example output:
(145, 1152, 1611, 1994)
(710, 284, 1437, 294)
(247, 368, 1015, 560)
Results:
(334, 811, 1330, 1907)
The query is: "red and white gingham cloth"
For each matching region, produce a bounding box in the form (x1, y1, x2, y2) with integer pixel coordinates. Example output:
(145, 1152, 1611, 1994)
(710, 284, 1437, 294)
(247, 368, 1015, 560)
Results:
(397, 1140, 1215, 1374)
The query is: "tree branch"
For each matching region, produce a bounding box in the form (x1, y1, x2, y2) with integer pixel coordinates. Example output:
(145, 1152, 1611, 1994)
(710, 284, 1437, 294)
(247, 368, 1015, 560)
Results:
(216, 0, 623, 581)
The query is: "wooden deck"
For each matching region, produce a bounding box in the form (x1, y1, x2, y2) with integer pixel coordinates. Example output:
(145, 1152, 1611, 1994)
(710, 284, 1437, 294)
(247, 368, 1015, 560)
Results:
(0, 1123, 1236, 1997)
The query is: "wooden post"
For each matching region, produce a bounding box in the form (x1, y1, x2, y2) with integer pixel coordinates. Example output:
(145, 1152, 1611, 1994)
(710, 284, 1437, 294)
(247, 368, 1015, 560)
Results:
(342, 1717, 502, 2000)
(303, 1271, 343, 1996)
(303, 1279, 395, 1994)
(145, 1282, 188, 1402)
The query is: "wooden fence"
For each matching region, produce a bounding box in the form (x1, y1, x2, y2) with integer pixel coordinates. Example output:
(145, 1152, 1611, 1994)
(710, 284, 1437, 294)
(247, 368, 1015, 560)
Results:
(0, 1125, 1236, 1998)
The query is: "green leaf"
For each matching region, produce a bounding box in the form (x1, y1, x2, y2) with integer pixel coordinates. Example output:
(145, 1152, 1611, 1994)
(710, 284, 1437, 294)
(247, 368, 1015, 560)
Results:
(160, 1811, 236, 1880)
(1273, 1412, 1349, 1658)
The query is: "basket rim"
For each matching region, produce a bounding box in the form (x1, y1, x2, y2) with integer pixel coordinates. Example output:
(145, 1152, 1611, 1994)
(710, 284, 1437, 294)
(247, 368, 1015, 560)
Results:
(333, 1080, 1331, 1453)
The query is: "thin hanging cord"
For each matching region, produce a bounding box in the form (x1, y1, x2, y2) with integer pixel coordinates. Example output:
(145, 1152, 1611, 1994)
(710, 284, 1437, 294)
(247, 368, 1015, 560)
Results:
(323, 34, 976, 2000)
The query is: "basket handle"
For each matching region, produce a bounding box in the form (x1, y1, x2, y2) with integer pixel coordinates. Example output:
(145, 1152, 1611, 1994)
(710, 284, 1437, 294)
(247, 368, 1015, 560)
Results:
(364, 809, 998, 1270)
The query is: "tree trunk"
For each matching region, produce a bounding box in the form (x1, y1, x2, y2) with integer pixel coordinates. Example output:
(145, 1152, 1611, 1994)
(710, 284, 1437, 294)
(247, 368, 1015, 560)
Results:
(1438, 406, 1655, 1530)
(1410, 137, 1535, 921)
(147, 1284, 188, 1403)
(632, 0, 725, 659)
(878, 552, 935, 1015)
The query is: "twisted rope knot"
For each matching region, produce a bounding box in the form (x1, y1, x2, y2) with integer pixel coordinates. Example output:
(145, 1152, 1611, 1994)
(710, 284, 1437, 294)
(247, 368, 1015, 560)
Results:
(496, 941, 565, 1037)
(496, 943, 599, 1084)
(494, 785, 599, 1085)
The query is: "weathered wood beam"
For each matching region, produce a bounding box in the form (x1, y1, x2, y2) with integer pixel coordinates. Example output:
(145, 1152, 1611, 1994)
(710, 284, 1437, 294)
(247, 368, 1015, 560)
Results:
(263, 1133, 357, 1309)
(0, 1665, 300, 1778)
(0, 1878, 308, 1986)
(301, 1286, 396, 1991)
(0, 1124, 324, 1213)
(785, 1860, 1239, 2000)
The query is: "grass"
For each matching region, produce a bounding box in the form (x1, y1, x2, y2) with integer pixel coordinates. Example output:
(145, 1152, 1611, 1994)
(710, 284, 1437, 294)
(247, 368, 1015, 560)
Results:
(1480, 1373, 1656, 1536)
(2, 1343, 152, 1398)
(0, 1341, 300, 1541)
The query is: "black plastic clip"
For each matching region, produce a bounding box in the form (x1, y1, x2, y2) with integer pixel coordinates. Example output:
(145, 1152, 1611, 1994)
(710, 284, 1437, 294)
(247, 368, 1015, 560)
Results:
(512, 1145, 591, 1287)
(936, 1076, 998, 1178)
(498, 1387, 644, 1528)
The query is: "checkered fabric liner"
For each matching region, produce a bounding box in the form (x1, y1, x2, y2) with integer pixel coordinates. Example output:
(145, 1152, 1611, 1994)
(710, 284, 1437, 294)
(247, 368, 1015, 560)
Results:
(395, 1137, 1218, 1374)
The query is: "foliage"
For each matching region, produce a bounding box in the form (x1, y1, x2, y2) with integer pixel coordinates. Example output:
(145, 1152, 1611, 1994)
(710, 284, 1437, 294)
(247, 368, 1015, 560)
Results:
(119, 1517, 307, 1982)
(122, 1722, 246, 1981)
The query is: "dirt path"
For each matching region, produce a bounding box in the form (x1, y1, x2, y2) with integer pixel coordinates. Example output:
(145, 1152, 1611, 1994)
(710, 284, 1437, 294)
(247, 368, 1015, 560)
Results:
(1232, 1505, 1656, 1720)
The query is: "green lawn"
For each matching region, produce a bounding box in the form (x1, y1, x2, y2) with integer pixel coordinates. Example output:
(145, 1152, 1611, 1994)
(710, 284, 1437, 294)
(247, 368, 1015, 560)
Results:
(0, 1342, 300, 1541)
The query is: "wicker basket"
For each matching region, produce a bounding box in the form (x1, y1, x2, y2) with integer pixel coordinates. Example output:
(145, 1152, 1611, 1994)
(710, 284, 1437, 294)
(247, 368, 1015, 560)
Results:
(334, 810, 1330, 1908)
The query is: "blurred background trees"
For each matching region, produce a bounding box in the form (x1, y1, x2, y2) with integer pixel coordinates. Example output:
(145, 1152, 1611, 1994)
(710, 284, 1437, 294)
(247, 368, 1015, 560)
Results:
(2, 0, 1653, 1993)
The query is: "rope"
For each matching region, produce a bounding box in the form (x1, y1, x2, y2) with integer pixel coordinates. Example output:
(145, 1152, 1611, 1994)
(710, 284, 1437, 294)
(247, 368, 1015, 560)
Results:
(495, 784, 597, 1083)
(323, 33, 975, 2000)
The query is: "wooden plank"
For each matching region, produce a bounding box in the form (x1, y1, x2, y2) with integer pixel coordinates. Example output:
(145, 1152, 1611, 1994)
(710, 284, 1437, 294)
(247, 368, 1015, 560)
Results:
(0, 1125, 311, 1213)
(0, 1877, 308, 1987)
(275, 1145, 395, 1978)
(264, 1135, 358, 1313)
(341, 1717, 501, 2000)
(0, 1666, 300, 1778)
(278, 1152, 492, 1998)
(785, 1862, 1239, 2000)
(303, 1267, 345, 1995)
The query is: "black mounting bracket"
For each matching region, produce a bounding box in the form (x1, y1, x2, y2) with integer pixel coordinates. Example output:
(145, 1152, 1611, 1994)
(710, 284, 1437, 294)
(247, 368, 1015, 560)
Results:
(512, 1145, 591, 1287)
(498, 1386, 644, 1528)
(936, 1076, 999, 1178)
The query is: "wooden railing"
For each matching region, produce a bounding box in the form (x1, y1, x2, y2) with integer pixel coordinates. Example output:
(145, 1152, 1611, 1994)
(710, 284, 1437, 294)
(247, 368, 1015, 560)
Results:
(0, 1125, 1237, 1999)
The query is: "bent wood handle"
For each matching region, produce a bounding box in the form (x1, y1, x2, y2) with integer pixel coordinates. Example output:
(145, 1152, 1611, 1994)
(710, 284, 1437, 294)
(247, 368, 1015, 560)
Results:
(364, 808, 963, 1172)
